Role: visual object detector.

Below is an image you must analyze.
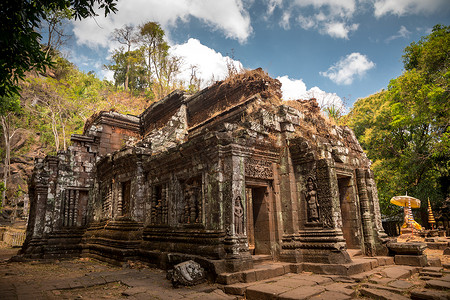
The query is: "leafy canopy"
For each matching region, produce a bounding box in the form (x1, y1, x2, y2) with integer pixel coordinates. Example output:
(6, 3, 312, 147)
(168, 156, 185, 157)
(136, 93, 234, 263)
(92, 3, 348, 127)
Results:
(344, 25, 449, 219)
(0, 0, 118, 98)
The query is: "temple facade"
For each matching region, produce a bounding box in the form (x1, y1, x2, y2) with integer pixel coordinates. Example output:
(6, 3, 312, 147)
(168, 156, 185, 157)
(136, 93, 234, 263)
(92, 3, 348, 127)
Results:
(22, 69, 388, 273)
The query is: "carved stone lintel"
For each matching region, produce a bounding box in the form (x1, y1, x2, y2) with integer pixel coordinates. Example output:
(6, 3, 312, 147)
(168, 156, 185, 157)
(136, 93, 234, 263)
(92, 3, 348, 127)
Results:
(245, 158, 273, 179)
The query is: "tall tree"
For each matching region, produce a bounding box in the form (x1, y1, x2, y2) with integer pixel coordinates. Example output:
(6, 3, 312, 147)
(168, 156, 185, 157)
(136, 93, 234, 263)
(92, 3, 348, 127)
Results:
(111, 25, 138, 90)
(0, 95, 20, 208)
(0, 0, 117, 98)
(344, 25, 450, 219)
(40, 7, 73, 58)
(105, 48, 148, 92)
(138, 22, 169, 98)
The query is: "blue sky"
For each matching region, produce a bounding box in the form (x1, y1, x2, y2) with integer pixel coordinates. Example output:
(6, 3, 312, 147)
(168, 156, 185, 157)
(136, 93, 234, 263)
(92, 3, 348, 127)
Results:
(60, 0, 450, 109)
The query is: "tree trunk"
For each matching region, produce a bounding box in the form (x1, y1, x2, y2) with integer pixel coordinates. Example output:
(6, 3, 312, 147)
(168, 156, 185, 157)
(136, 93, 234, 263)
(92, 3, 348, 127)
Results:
(50, 111, 60, 152)
(1, 114, 16, 208)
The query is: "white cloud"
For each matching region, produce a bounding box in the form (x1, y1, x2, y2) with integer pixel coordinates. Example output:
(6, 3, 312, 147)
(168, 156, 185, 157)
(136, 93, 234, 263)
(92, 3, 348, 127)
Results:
(170, 38, 243, 88)
(277, 75, 343, 109)
(271, 0, 359, 39)
(277, 75, 307, 99)
(324, 22, 359, 39)
(280, 12, 291, 29)
(320, 53, 375, 85)
(374, 0, 449, 17)
(72, 0, 252, 50)
(386, 25, 411, 42)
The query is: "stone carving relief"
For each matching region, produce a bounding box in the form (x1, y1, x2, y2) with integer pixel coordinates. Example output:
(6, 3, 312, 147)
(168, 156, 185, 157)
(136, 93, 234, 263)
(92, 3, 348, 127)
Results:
(315, 165, 334, 228)
(61, 189, 88, 227)
(151, 183, 168, 224)
(180, 178, 202, 224)
(245, 158, 273, 179)
(101, 183, 112, 218)
(234, 196, 244, 235)
(305, 177, 320, 223)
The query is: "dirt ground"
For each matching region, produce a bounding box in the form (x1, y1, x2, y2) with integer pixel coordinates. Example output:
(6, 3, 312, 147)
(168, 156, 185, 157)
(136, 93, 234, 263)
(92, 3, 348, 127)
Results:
(0, 240, 449, 300)
(0, 244, 231, 300)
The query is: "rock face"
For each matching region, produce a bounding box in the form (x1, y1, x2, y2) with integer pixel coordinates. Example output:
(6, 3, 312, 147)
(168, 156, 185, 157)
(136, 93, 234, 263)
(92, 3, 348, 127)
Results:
(21, 69, 388, 272)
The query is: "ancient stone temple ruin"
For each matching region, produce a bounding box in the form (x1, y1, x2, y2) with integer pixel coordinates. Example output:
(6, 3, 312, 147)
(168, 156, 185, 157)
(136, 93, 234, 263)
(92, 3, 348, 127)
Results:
(22, 69, 388, 274)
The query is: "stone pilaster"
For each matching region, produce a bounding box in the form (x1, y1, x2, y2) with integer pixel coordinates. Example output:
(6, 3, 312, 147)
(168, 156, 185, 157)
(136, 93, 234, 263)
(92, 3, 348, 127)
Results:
(356, 168, 376, 256)
(221, 144, 253, 272)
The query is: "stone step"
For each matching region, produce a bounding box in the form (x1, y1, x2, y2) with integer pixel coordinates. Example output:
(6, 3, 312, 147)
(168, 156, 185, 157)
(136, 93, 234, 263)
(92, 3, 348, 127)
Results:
(252, 254, 273, 265)
(420, 271, 443, 278)
(347, 249, 363, 258)
(410, 289, 450, 300)
(217, 262, 292, 285)
(360, 287, 410, 300)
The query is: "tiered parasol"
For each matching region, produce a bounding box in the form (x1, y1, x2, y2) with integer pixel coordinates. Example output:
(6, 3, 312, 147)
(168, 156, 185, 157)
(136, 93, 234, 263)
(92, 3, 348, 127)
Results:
(390, 193, 423, 233)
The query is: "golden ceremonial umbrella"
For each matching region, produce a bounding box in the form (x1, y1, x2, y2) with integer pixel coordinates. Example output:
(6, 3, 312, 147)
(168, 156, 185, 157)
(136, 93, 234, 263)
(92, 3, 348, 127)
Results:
(390, 193, 422, 233)
(390, 194, 421, 208)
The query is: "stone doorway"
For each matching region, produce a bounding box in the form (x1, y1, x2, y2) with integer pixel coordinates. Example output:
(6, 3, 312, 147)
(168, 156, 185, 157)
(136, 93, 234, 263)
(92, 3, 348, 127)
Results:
(245, 185, 272, 255)
(337, 175, 361, 249)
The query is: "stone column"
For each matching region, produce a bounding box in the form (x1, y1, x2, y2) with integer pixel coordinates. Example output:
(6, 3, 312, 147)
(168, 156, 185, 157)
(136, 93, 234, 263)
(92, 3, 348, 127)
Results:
(365, 169, 389, 255)
(356, 168, 376, 256)
(279, 146, 302, 262)
(133, 155, 145, 222)
(221, 144, 253, 272)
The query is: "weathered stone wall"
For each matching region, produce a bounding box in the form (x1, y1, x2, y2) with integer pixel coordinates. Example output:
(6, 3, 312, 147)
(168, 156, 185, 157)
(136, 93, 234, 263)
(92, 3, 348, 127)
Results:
(22, 69, 388, 271)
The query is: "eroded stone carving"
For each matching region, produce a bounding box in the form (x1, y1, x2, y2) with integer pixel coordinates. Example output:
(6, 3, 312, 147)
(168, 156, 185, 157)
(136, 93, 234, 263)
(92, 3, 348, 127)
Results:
(167, 260, 206, 287)
(245, 158, 273, 179)
(151, 184, 168, 224)
(305, 177, 320, 223)
(234, 196, 244, 235)
(181, 178, 202, 224)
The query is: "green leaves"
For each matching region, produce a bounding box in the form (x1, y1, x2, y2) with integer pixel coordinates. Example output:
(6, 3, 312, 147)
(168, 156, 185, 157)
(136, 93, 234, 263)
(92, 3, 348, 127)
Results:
(0, 0, 118, 98)
(345, 25, 450, 219)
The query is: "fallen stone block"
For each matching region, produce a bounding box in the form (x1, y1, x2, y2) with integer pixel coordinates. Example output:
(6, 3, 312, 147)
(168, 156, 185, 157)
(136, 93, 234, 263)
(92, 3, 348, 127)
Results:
(395, 254, 428, 267)
(166, 260, 206, 287)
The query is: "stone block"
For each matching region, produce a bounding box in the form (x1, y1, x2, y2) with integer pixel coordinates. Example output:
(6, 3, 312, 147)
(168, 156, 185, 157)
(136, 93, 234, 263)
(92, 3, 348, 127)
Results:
(427, 242, 448, 250)
(387, 242, 427, 255)
(427, 257, 442, 267)
(420, 271, 443, 278)
(360, 288, 410, 300)
(381, 266, 415, 279)
(242, 270, 256, 283)
(324, 282, 356, 296)
(395, 255, 428, 267)
(245, 283, 292, 300)
(423, 267, 444, 273)
(425, 279, 450, 290)
(377, 256, 395, 266)
(388, 280, 415, 289)
(410, 289, 450, 300)
(277, 285, 325, 300)
(309, 291, 352, 300)
(224, 282, 252, 295)
(216, 272, 243, 285)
